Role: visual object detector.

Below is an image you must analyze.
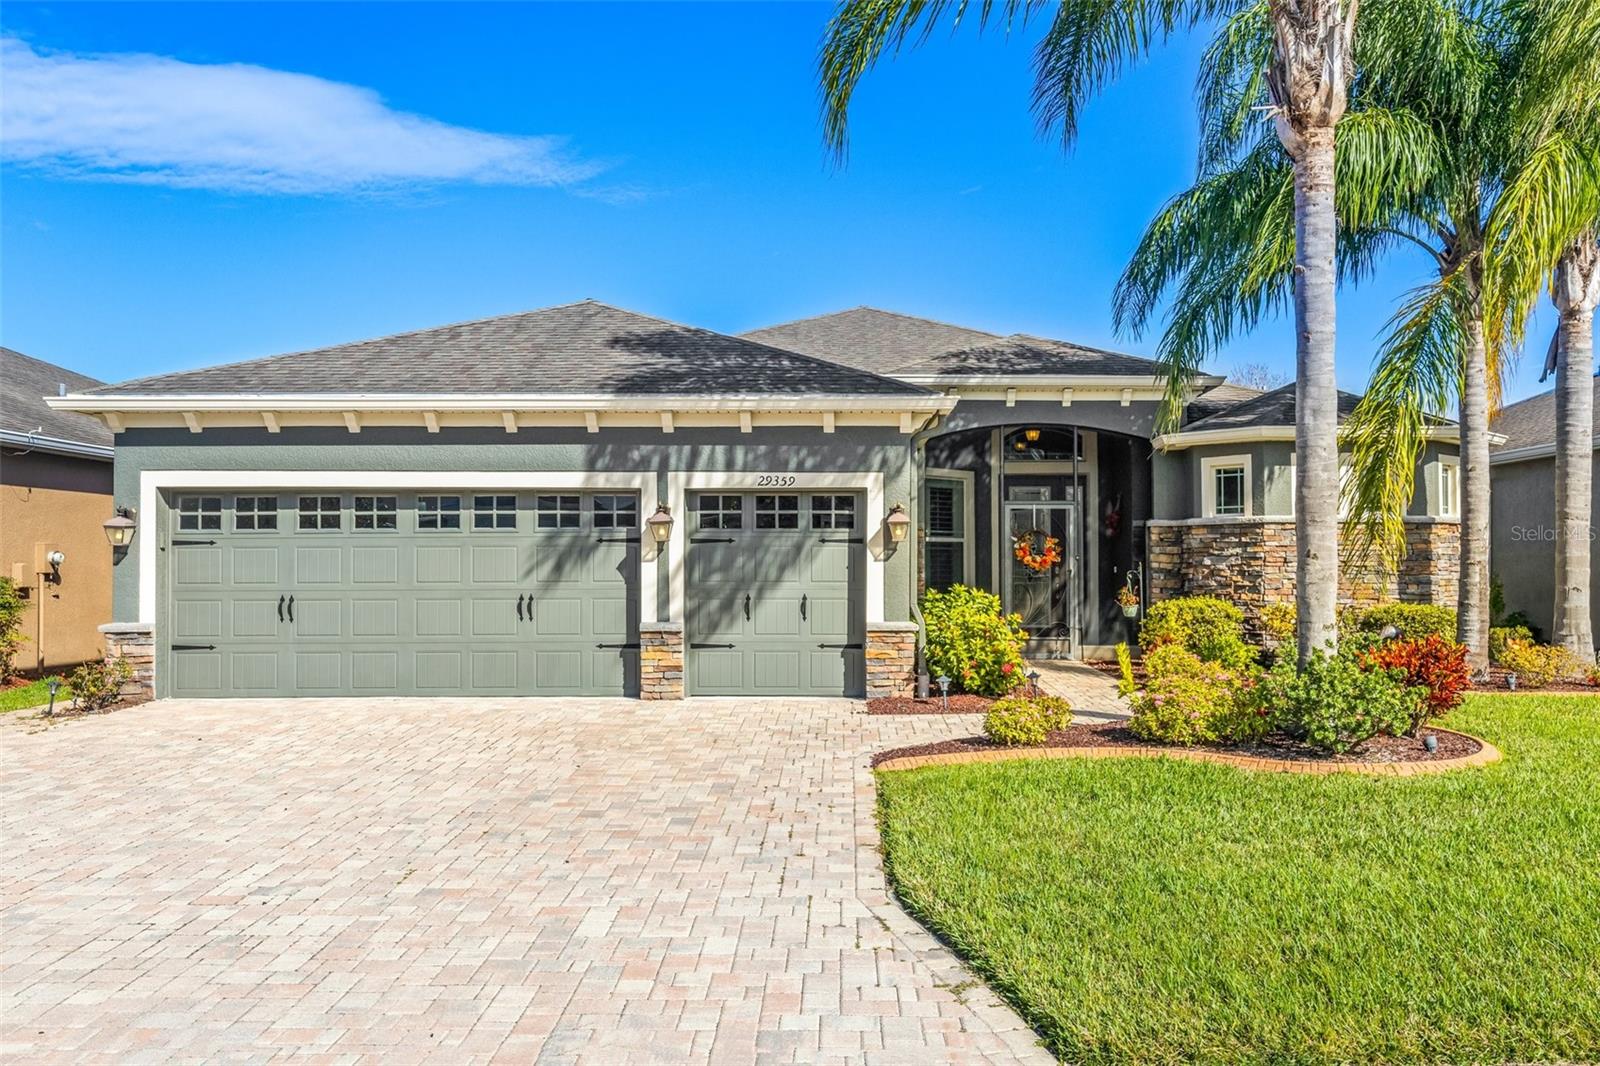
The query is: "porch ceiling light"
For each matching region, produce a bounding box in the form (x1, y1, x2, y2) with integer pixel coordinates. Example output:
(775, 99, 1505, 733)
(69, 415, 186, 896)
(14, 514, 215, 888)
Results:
(885, 504, 911, 544)
(1024, 427, 1041, 442)
(103, 508, 137, 548)
(646, 504, 674, 545)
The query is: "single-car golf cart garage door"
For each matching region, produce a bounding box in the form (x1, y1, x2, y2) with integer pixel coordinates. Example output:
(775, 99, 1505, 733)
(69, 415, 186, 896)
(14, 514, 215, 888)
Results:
(164, 490, 639, 697)
(685, 491, 865, 697)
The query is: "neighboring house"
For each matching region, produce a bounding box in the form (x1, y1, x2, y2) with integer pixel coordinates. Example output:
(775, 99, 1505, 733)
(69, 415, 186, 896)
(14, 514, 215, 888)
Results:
(48, 301, 1464, 701)
(1, 348, 115, 672)
(1489, 375, 1599, 640)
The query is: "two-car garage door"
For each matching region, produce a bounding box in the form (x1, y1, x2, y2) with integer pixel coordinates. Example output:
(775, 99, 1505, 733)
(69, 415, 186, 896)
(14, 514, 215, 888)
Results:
(165, 491, 640, 697)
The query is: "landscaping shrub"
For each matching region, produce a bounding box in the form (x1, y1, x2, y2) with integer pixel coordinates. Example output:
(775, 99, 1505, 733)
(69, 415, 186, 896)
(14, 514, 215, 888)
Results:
(1139, 596, 1256, 671)
(1259, 601, 1296, 649)
(1353, 603, 1457, 643)
(1490, 625, 1534, 664)
(1114, 641, 1136, 697)
(1255, 651, 1420, 753)
(0, 578, 25, 683)
(1361, 634, 1469, 732)
(1498, 639, 1582, 688)
(1502, 609, 1543, 643)
(1126, 644, 1265, 746)
(983, 694, 1073, 746)
(921, 585, 1029, 696)
(68, 656, 132, 712)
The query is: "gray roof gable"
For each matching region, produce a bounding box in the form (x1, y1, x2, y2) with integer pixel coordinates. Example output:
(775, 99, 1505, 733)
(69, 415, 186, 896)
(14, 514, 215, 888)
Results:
(1180, 384, 1364, 432)
(91, 301, 931, 399)
(1, 347, 112, 453)
(740, 307, 1000, 375)
(895, 334, 1165, 379)
(1491, 375, 1600, 451)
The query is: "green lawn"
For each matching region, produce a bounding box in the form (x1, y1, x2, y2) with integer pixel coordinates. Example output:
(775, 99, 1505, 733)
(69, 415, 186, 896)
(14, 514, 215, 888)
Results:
(877, 695, 1600, 1064)
(0, 676, 67, 713)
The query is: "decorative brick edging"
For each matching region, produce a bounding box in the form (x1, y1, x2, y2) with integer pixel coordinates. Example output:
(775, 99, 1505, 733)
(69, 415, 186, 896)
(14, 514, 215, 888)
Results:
(875, 729, 1501, 777)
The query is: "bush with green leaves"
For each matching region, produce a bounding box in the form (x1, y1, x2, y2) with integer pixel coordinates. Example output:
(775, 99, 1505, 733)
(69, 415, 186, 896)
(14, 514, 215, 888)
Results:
(1254, 650, 1421, 753)
(920, 585, 1029, 696)
(1489, 625, 1534, 664)
(1139, 596, 1257, 671)
(1259, 601, 1296, 649)
(1115, 641, 1136, 697)
(1498, 639, 1582, 688)
(0, 578, 26, 683)
(983, 694, 1073, 746)
(1352, 603, 1458, 643)
(1126, 644, 1266, 746)
(68, 656, 133, 712)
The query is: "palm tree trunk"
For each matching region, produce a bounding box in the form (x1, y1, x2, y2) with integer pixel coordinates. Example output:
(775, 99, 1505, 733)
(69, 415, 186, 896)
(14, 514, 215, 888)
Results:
(1292, 125, 1341, 662)
(1552, 240, 1598, 661)
(1457, 313, 1491, 671)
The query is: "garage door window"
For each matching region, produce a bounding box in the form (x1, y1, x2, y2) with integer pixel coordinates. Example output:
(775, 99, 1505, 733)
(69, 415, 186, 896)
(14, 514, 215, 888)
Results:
(354, 495, 398, 531)
(234, 496, 278, 531)
(474, 494, 517, 530)
(298, 496, 342, 531)
(755, 494, 799, 529)
(811, 495, 855, 529)
(697, 494, 742, 529)
(593, 495, 638, 527)
(417, 495, 461, 530)
(176, 495, 223, 531)
(536, 495, 581, 529)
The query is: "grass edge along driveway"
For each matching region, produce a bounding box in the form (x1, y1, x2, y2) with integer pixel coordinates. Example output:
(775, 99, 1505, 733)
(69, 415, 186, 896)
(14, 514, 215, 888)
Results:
(876, 695, 1600, 1065)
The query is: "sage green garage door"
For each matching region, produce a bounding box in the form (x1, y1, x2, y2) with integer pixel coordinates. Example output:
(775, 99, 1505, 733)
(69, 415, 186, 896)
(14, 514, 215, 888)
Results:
(164, 490, 639, 697)
(685, 491, 865, 697)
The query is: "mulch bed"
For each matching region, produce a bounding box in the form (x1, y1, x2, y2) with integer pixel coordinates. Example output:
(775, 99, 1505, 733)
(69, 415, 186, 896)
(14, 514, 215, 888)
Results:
(1471, 668, 1598, 695)
(872, 721, 1482, 768)
(867, 694, 998, 715)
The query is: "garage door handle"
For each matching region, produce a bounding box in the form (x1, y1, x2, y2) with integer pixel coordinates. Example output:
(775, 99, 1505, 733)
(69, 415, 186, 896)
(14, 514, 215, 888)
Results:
(172, 644, 217, 651)
(172, 539, 217, 546)
(286, 595, 294, 622)
(517, 594, 525, 621)
(800, 595, 807, 620)
(819, 537, 864, 544)
(690, 642, 736, 649)
(819, 642, 864, 650)
(691, 537, 735, 544)
(278, 595, 285, 623)
(744, 593, 751, 621)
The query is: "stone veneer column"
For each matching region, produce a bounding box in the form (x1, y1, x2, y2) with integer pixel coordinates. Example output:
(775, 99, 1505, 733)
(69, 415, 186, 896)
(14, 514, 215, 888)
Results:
(639, 622, 684, 700)
(99, 622, 155, 701)
(865, 622, 919, 699)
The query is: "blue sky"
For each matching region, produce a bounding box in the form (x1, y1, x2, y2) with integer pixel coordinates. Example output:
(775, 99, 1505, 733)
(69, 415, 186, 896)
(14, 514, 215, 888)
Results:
(0, 1, 1567, 402)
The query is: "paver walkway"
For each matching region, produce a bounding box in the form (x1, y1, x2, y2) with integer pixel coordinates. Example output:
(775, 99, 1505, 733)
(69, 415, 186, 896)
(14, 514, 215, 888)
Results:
(1027, 660, 1127, 721)
(1, 698, 1054, 1065)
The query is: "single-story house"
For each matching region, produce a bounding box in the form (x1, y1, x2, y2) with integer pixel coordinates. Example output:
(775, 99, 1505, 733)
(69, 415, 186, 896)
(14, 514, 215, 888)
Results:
(48, 301, 1466, 700)
(2, 348, 116, 672)
(1489, 374, 1599, 640)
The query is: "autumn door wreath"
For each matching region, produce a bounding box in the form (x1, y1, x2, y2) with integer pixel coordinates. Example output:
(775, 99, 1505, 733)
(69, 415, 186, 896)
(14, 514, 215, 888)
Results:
(1013, 529, 1063, 573)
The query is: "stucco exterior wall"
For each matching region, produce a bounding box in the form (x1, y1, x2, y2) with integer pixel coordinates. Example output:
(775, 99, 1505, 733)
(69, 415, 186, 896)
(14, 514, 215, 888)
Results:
(0, 450, 115, 670)
(109, 425, 917, 629)
(1490, 451, 1600, 639)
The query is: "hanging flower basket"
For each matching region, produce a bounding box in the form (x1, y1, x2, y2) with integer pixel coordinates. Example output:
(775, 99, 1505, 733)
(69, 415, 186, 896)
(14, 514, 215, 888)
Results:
(1013, 530, 1062, 573)
(1121, 602, 1140, 619)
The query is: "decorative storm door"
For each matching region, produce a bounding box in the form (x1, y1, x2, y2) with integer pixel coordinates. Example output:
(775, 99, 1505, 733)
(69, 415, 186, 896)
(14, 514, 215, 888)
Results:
(1002, 500, 1077, 657)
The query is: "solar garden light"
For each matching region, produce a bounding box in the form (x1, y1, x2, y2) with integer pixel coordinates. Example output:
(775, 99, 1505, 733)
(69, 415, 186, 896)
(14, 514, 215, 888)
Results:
(936, 674, 951, 713)
(645, 505, 674, 545)
(1424, 734, 1439, 753)
(1507, 673, 1518, 691)
(1379, 624, 1402, 642)
(1028, 670, 1041, 697)
(45, 678, 61, 718)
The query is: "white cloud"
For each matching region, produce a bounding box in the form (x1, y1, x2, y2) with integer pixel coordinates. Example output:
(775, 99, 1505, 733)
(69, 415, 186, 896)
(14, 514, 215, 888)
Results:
(0, 36, 605, 194)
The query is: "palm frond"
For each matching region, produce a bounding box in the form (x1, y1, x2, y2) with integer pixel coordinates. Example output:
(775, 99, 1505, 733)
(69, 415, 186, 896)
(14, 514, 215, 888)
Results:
(1193, 0, 1273, 177)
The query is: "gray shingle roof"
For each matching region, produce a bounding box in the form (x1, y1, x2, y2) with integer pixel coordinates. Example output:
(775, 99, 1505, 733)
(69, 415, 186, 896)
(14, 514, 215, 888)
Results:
(88, 301, 931, 398)
(1, 347, 113, 453)
(1184, 383, 1265, 423)
(1179, 384, 1366, 431)
(740, 308, 1001, 375)
(895, 334, 1165, 378)
(1491, 376, 1600, 451)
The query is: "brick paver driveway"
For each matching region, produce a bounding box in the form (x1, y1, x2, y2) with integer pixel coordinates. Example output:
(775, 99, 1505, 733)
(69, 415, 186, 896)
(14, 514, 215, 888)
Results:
(2, 698, 1056, 1065)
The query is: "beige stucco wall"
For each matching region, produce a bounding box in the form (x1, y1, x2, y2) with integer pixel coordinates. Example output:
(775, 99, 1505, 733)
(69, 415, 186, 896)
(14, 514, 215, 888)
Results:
(0, 451, 115, 671)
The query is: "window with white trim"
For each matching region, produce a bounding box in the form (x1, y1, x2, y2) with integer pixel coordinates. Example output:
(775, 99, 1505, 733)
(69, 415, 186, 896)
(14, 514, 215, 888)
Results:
(176, 495, 223, 531)
(923, 477, 968, 590)
(1439, 459, 1460, 517)
(353, 495, 398, 531)
(696, 494, 742, 530)
(234, 496, 278, 531)
(593, 495, 638, 528)
(297, 495, 342, 531)
(417, 495, 462, 530)
(473, 494, 517, 530)
(810, 494, 856, 529)
(755, 494, 800, 529)
(1200, 455, 1252, 518)
(535, 494, 581, 529)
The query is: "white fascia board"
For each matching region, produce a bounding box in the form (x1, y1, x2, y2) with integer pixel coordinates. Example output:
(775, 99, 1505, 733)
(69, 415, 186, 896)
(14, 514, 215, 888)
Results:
(896, 374, 1224, 392)
(1153, 424, 1476, 451)
(1490, 436, 1598, 465)
(49, 392, 956, 414)
(0, 429, 114, 461)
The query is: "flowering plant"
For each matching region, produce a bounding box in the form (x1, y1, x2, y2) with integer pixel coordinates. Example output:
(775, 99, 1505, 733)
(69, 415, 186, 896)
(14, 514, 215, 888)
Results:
(1013, 530, 1062, 573)
(1116, 584, 1140, 609)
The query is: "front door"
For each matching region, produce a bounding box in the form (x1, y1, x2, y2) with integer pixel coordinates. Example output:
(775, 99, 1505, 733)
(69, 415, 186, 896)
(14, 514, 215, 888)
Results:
(1002, 500, 1077, 657)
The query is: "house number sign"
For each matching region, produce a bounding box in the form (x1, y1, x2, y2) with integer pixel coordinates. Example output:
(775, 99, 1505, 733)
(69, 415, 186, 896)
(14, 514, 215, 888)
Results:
(754, 475, 798, 488)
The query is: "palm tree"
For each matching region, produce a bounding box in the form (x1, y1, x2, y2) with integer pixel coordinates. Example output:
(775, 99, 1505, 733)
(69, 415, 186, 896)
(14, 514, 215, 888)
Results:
(817, 0, 1357, 663)
(1548, 235, 1597, 660)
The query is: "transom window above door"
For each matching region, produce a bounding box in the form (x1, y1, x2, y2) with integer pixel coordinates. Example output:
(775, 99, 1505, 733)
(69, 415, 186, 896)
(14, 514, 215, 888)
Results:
(233, 496, 277, 531)
(535, 494, 581, 529)
(474, 494, 517, 530)
(755, 494, 800, 529)
(417, 495, 462, 530)
(696, 494, 743, 529)
(353, 495, 398, 531)
(298, 495, 342, 531)
(811, 495, 855, 529)
(175, 495, 222, 531)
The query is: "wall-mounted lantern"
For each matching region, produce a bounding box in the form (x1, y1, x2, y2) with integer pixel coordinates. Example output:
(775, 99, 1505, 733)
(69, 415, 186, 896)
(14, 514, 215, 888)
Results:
(645, 505, 674, 545)
(884, 504, 911, 544)
(103, 508, 137, 548)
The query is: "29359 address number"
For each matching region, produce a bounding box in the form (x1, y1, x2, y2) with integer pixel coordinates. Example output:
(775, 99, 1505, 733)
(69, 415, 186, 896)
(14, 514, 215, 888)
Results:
(755, 475, 798, 488)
